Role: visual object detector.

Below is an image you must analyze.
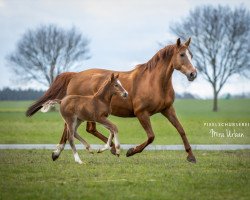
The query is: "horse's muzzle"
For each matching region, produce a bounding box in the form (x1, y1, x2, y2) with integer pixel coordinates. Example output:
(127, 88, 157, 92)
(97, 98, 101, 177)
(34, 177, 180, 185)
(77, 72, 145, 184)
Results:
(122, 92, 128, 98)
(187, 71, 197, 81)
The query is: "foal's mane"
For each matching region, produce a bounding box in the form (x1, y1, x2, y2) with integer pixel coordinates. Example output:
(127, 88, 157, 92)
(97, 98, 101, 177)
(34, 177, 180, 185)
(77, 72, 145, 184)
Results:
(94, 77, 110, 97)
(137, 44, 176, 71)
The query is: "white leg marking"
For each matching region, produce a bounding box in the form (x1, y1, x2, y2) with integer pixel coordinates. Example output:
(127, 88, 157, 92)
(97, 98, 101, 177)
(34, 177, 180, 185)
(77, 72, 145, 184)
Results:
(114, 132, 120, 155)
(74, 152, 83, 164)
(98, 132, 113, 153)
(53, 143, 65, 156)
(69, 117, 83, 164)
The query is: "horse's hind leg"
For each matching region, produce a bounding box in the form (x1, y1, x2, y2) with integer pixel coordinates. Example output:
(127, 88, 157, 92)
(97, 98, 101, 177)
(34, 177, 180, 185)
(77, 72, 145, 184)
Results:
(86, 122, 116, 155)
(97, 118, 120, 156)
(74, 120, 93, 153)
(97, 131, 114, 153)
(74, 132, 93, 153)
(68, 119, 83, 164)
(52, 123, 67, 161)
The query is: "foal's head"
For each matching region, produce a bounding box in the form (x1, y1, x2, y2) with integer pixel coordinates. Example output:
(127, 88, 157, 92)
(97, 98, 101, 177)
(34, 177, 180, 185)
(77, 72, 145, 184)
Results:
(109, 73, 128, 98)
(172, 38, 197, 81)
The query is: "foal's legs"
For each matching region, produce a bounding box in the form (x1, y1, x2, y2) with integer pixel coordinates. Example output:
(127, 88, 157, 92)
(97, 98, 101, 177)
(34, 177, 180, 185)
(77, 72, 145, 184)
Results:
(161, 106, 196, 163)
(52, 121, 94, 161)
(97, 118, 120, 156)
(52, 123, 67, 161)
(86, 122, 116, 155)
(97, 131, 114, 153)
(52, 121, 116, 160)
(74, 120, 93, 153)
(67, 119, 83, 164)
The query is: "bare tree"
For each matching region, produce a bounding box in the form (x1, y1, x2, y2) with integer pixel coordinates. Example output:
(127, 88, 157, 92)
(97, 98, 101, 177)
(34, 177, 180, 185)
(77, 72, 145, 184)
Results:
(7, 24, 90, 86)
(170, 5, 250, 111)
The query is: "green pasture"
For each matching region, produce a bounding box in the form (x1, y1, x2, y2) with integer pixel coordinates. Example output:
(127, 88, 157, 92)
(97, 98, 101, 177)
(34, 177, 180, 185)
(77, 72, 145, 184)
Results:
(0, 99, 249, 145)
(0, 150, 249, 200)
(0, 100, 249, 200)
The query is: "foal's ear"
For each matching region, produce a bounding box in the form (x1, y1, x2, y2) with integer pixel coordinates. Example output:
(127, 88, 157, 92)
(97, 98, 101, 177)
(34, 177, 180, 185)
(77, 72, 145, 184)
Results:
(176, 38, 181, 47)
(185, 37, 191, 47)
(110, 73, 115, 82)
(114, 74, 119, 79)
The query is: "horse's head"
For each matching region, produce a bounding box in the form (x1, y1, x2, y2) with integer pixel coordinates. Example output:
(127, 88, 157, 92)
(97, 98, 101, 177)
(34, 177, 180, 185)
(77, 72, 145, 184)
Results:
(110, 73, 128, 98)
(172, 38, 197, 81)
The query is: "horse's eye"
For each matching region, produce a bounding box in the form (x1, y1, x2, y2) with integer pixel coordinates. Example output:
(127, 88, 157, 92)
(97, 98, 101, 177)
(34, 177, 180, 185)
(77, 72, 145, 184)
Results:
(115, 84, 118, 87)
(180, 53, 185, 57)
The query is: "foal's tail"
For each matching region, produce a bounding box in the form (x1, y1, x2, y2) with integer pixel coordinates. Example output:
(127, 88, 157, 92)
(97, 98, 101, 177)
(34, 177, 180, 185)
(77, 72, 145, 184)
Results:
(41, 99, 61, 113)
(26, 72, 76, 117)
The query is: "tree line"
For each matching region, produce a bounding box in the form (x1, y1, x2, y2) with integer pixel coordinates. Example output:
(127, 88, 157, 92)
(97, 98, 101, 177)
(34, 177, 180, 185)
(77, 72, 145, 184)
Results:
(1, 88, 248, 101)
(0, 88, 200, 100)
(0, 88, 45, 100)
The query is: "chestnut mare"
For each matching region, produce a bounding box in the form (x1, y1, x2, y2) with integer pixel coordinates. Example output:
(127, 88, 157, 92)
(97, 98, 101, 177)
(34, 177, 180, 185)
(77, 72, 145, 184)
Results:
(41, 74, 128, 164)
(26, 38, 197, 163)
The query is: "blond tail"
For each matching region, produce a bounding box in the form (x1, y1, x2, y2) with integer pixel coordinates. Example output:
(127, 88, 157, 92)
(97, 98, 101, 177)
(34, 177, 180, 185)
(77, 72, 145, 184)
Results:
(41, 100, 61, 113)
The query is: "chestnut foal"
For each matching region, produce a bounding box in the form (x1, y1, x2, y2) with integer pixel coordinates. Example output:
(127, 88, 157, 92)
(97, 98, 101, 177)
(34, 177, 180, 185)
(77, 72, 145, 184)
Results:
(41, 73, 128, 164)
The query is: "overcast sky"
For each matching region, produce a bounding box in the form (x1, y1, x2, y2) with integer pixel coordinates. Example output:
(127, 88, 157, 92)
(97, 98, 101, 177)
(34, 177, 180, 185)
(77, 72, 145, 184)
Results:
(0, 0, 249, 98)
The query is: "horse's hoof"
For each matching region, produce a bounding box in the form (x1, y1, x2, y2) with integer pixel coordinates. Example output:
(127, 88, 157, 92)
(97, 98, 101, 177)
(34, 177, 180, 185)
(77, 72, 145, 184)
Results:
(52, 152, 59, 161)
(126, 148, 134, 157)
(187, 155, 196, 163)
(110, 146, 116, 156)
(87, 148, 94, 154)
(116, 153, 120, 157)
(78, 160, 83, 165)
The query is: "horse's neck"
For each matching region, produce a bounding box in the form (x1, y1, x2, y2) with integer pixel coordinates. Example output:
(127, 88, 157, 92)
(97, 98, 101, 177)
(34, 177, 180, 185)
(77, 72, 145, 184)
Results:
(94, 83, 113, 104)
(137, 57, 174, 90)
(159, 61, 174, 89)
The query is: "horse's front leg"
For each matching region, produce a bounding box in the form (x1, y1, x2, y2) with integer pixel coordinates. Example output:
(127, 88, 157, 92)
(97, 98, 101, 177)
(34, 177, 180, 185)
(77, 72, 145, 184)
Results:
(161, 106, 196, 163)
(97, 118, 120, 156)
(86, 121, 117, 155)
(126, 112, 155, 157)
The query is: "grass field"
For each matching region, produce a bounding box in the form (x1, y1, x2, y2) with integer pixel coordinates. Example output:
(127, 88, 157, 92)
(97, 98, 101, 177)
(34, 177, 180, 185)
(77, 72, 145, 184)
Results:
(0, 150, 249, 200)
(0, 99, 249, 144)
(0, 100, 249, 200)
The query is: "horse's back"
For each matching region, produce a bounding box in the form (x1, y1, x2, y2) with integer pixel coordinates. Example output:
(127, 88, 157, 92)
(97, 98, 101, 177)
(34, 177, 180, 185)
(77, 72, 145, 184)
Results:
(66, 68, 135, 117)
(67, 69, 111, 95)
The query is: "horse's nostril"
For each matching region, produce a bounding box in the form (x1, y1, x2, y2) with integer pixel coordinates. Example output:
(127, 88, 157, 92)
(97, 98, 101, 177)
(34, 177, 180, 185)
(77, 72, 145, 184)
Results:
(190, 72, 196, 78)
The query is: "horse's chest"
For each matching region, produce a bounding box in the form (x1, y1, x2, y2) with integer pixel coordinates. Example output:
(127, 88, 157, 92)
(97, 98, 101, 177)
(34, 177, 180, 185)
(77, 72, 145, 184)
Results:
(133, 96, 164, 115)
(133, 89, 174, 115)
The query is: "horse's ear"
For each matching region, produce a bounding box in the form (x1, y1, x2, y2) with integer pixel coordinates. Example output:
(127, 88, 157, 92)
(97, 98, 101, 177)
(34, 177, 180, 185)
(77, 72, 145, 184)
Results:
(176, 38, 181, 47)
(115, 74, 119, 79)
(185, 37, 191, 47)
(110, 73, 115, 82)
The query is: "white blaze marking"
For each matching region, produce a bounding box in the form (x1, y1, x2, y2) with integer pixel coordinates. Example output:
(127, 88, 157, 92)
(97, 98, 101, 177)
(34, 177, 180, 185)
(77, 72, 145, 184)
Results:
(117, 80, 122, 87)
(186, 50, 193, 65)
(117, 80, 128, 94)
